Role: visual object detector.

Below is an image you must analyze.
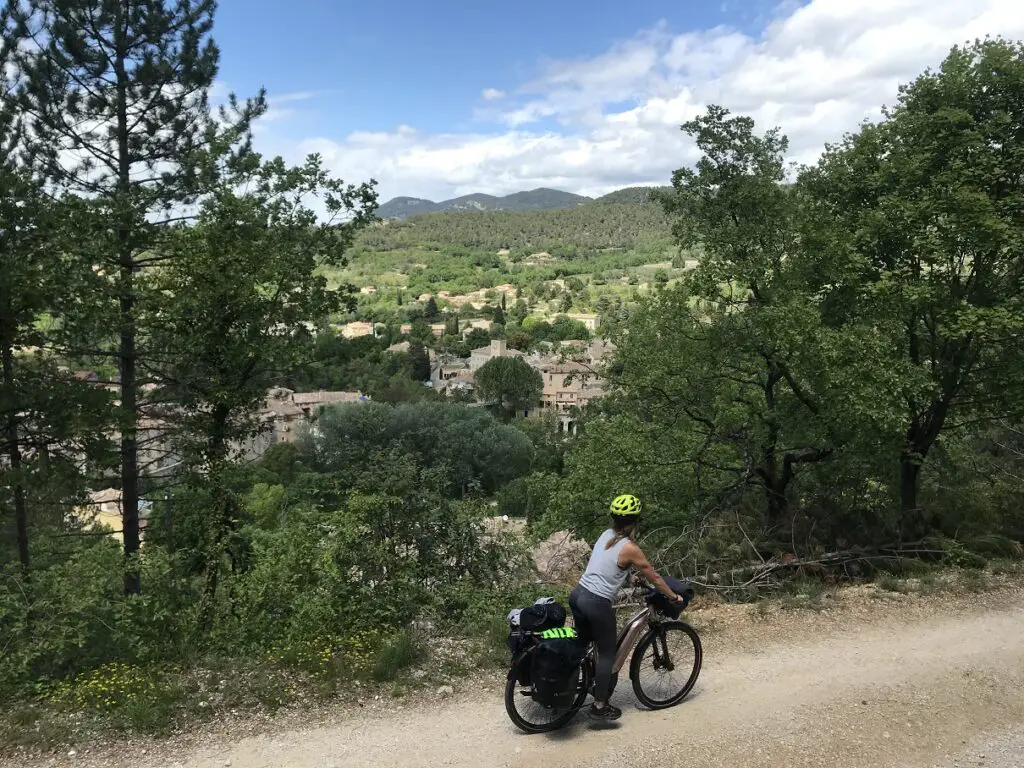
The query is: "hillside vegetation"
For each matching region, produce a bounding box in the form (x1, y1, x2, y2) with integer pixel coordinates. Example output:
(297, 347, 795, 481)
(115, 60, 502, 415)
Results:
(356, 201, 673, 255)
(330, 195, 679, 323)
(591, 186, 672, 205)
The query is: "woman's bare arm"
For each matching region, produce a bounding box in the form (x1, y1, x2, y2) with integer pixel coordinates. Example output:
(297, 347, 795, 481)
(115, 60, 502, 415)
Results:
(620, 541, 681, 601)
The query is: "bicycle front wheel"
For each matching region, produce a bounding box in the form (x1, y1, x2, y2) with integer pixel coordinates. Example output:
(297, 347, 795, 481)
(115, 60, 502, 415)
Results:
(629, 620, 702, 709)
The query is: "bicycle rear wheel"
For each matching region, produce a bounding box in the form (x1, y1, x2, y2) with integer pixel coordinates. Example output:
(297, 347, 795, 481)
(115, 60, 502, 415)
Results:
(504, 660, 590, 733)
(629, 620, 702, 709)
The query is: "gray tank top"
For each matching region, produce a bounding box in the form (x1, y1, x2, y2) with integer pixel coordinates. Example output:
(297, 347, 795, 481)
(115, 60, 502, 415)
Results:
(579, 529, 630, 600)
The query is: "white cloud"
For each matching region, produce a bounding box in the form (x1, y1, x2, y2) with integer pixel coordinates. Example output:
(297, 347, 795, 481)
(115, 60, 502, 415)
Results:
(481, 87, 506, 101)
(259, 0, 1024, 202)
(271, 91, 317, 104)
(253, 91, 320, 130)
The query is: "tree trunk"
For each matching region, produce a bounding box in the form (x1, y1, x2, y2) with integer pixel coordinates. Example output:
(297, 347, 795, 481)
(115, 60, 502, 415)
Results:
(758, 360, 788, 528)
(764, 476, 788, 529)
(758, 448, 833, 533)
(119, 272, 141, 594)
(756, 449, 790, 529)
(899, 452, 925, 539)
(195, 484, 237, 633)
(1, 340, 30, 573)
(195, 406, 233, 633)
(899, 398, 953, 540)
(196, 539, 221, 632)
(114, 11, 141, 595)
(899, 455, 920, 514)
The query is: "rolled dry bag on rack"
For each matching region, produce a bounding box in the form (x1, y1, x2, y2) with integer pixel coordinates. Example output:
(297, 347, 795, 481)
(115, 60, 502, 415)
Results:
(518, 600, 567, 633)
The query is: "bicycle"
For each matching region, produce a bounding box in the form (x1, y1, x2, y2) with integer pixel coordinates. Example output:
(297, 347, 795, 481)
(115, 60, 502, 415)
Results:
(504, 581, 703, 733)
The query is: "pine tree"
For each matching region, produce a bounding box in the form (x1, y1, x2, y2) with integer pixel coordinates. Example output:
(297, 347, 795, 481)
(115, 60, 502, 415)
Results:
(0, 16, 112, 573)
(9, 0, 265, 593)
(0, 6, 32, 573)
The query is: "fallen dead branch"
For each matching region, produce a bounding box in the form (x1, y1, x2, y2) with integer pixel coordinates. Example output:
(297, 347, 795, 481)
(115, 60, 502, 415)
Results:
(675, 542, 949, 593)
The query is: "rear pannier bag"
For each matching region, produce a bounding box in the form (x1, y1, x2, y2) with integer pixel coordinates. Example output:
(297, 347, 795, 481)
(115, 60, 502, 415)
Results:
(506, 629, 533, 685)
(529, 631, 586, 709)
(507, 598, 572, 688)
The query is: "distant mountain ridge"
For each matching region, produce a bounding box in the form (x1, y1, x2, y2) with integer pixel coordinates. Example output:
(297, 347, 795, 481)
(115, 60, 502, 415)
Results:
(376, 185, 666, 220)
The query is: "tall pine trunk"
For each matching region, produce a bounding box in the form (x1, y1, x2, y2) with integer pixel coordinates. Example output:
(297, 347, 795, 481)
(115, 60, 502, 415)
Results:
(114, 7, 141, 595)
(118, 263, 141, 594)
(13, 0, 264, 596)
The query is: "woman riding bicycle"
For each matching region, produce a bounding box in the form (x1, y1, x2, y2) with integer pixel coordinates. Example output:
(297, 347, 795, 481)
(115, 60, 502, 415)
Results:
(570, 493, 685, 721)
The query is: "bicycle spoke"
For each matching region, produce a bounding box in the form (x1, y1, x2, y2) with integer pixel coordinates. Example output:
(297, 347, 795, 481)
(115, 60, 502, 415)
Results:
(633, 624, 700, 708)
(505, 665, 587, 731)
(515, 692, 567, 725)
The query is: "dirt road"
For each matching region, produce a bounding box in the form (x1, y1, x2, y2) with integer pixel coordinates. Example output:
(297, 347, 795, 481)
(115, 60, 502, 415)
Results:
(14, 585, 1024, 768)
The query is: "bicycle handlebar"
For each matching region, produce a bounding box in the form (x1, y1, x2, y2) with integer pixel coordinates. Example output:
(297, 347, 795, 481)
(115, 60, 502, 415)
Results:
(640, 575, 696, 610)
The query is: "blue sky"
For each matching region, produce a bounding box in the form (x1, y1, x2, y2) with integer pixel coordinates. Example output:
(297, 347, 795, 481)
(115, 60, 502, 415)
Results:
(215, 0, 782, 137)
(210, 0, 1024, 202)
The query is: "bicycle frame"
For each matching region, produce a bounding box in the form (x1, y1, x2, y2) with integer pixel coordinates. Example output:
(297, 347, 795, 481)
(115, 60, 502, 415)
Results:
(611, 604, 654, 674)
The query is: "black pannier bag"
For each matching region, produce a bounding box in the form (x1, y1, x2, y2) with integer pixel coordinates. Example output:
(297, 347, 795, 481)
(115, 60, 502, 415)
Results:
(506, 629, 533, 685)
(529, 633, 586, 709)
(514, 653, 532, 686)
(507, 599, 570, 688)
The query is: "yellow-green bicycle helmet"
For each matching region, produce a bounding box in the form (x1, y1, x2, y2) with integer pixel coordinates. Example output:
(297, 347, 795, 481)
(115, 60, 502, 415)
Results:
(610, 494, 642, 516)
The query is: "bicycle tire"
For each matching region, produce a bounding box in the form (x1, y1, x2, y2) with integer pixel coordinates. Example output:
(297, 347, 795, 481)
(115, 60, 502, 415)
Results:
(629, 620, 702, 710)
(504, 658, 591, 733)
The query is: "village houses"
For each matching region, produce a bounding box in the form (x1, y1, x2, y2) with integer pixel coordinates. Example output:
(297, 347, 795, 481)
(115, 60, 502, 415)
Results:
(425, 337, 614, 432)
(73, 386, 369, 546)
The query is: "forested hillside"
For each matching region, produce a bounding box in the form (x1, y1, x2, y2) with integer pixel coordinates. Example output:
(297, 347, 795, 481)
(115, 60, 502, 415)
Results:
(591, 186, 671, 205)
(331, 196, 679, 320)
(355, 200, 672, 255)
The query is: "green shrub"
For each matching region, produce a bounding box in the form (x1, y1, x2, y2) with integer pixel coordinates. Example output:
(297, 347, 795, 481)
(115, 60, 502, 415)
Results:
(0, 542, 192, 698)
(479, 616, 513, 667)
(370, 630, 425, 682)
(40, 663, 188, 736)
(963, 534, 1023, 560)
(874, 572, 906, 593)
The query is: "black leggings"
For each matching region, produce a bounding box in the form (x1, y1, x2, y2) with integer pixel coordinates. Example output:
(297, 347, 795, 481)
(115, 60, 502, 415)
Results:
(569, 585, 617, 701)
